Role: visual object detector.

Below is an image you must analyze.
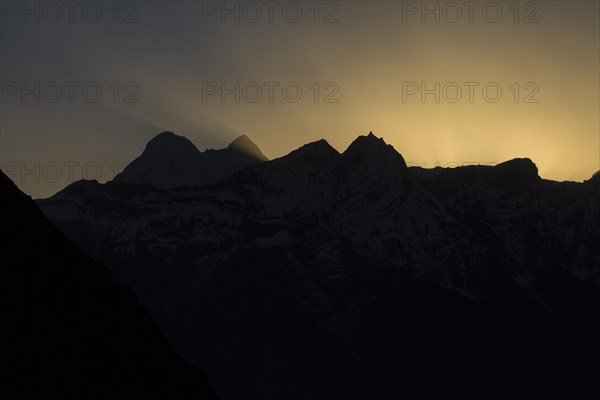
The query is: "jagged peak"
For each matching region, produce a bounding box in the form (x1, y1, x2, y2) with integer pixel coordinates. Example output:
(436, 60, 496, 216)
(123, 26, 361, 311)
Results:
(228, 134, 269, 161)
(342, 132, 407, 169)
(345, 132, 391, 151)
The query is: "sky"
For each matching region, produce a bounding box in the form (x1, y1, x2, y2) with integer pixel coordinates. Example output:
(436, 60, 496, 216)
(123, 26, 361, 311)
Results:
(1, 0, 599, 198)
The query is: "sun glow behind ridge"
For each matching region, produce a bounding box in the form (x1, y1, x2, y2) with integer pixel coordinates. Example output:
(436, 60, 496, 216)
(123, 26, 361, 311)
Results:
(1, 1, 598, 198)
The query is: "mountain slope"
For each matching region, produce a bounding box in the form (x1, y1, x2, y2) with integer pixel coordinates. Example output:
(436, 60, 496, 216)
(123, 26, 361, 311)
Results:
(38, 133, 600, 399)
(3, 171, 219, 399)
(113, 131, 268, 188)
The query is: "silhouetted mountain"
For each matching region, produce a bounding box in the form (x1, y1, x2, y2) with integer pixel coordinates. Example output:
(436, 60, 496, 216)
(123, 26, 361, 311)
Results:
(113, 131, 268, 188)
(3, 171, 218, 399)
(38, 133, 600, 399)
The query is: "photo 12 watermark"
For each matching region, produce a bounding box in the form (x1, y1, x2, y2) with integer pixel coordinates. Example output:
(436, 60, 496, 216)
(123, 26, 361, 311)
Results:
(0, 1, 141, 24)
(1, 161, 122, 184)
(401, 81, 540, 103)
(1, 81, 140, 104)
(198, 1, 340, 24)
(201, 81, 340, 103)
(400, 1, 540, 23)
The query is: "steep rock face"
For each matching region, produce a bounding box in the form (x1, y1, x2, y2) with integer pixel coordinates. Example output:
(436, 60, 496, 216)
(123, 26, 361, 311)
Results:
(334, 133, 412, 263)
(224, 139, 340, 217)
(38, 133, 600, 399)
(114, 131, 268, 188)
(3, 172, 218, 399)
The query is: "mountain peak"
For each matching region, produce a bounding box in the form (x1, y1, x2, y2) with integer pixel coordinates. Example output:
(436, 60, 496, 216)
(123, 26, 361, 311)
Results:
(347, 131, 387, 148)
(144, 131, 200, 156)
(343, 132, 407, 170)
(228, 135, 269, 161)
(494, 158, 539, 177)
(492, 157, 540, 188)
(229, 134, 251, 147)
(286, 139, 339, 163)
(115, 131, 268, 188)
(155, 130, 177, 138)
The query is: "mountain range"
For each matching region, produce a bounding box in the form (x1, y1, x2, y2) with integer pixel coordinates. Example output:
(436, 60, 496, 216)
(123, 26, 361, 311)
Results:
(37, 131, 600, 399)
(113, 131, 268, 188)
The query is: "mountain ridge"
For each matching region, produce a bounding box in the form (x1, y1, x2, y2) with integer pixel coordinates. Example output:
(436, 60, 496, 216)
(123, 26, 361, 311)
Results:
(113, 131, 268, 188)
(36, 131, 600, 399)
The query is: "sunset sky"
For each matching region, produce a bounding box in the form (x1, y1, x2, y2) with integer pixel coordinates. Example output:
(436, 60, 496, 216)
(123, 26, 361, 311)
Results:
(1, 0, 598, 198)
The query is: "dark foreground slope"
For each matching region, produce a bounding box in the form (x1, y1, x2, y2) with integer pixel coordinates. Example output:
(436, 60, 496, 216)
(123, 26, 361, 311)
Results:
(3, 171, 218, 399)
(38, 134, 600, 399)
